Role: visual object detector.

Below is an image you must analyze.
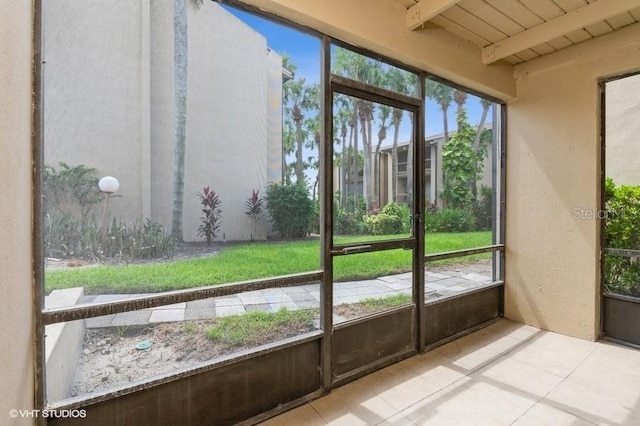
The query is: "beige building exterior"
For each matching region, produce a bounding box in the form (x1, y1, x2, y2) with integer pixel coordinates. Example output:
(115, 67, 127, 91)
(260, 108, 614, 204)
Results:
(43, 0, 283, 242)
(606, 73, 640, 186)
(3, 0, 640, 422)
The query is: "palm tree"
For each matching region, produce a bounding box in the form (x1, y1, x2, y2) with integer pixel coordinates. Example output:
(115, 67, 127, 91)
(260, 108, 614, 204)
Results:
(387, 69, 409, 203)
(426, 80, 453, 206)
(283, 78, 318, 184)
(171, 0, 204, 240)
(333, 47, 382, 210)
(453, 89, 468, 120)
(374, 105, 391, 206)
(282, 118, 296, 184)
(470, 98, 492, 198)
(304, 114, 321, 200)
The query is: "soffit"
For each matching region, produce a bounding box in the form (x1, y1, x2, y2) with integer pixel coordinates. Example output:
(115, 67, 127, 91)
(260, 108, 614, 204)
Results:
(394, 0, 640, 65)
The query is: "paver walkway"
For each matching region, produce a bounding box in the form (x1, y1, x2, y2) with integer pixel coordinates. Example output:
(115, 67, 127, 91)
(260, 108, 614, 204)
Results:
(76, 261, 493, 329)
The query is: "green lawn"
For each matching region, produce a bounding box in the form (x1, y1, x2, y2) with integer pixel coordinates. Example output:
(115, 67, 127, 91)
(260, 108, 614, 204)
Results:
(45, 231, 491, 294)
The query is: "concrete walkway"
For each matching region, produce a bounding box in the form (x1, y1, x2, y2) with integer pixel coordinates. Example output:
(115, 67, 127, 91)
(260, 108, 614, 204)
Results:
(77, 261, 493, 329)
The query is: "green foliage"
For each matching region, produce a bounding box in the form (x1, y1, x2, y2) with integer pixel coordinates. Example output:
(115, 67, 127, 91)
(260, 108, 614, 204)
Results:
(245, 189, 264, 242)
(355, 293, 412, 310)
(43, 162, 174, 260)
(43, 162, 102, 256)
(425, 208, 475, 233)
(441, 109, 486, 210)
(335, 208, 367, 235)
(46, 232, 492, 293)
(604, 179, 640, 296)
(474, 185, 493, 231)
(207, 308, 315, 345)
(442, 110, 478, 209)
(265, 182, 314, 239)
(196, 187, 222, 245)
(381, 202, 403, 219)
(46, 216, 174, 261)
(364, 213, 403, 235)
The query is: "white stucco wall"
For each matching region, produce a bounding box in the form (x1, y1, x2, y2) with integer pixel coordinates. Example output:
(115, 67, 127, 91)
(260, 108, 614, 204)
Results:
(1, 1, 35, 424)
(181, 3, 273, 242)
(606, 73, 640, 186)
(506, 30, 640, 340)
(45, 1, 279, 242)
(44, 0, 146, 225)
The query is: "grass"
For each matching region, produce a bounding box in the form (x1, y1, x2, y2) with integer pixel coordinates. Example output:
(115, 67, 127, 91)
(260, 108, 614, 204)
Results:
(45, 231, 491, 294)
(355, 294, 413, 310)
(206, 307, 315, 345)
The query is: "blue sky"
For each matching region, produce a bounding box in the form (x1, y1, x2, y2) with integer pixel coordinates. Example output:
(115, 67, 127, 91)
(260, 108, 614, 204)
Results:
(223, 4, 489, 146)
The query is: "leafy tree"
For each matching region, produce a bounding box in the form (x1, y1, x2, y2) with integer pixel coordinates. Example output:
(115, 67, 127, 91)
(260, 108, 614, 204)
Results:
(441, 108, 479, 209)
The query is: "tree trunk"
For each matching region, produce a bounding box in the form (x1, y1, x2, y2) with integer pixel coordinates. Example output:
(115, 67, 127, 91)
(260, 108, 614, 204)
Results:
(470, 101, 490, 199)
(351, 102, 359, 212)
(171, 0, 188, 241)
(436, 104, 449, 206)
(391, 110, 401, 203)
(295, 113, 304, 184)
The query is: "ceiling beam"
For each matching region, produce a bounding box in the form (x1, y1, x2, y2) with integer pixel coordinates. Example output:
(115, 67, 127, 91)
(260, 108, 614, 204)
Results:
(482, 0, 640, 64)
(406, 0, 461, 30)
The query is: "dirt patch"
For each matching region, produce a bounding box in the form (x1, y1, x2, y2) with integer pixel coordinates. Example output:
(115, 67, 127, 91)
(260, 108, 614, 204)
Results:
(70, 302, 387, 398)
(70, 317, 318, 397)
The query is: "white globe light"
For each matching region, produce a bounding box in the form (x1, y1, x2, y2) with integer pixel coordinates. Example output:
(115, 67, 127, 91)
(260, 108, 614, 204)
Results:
(98, 176, 120, 193)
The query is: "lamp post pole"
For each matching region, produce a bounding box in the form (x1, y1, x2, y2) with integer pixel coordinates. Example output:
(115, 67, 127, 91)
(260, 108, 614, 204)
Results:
(98, 176, 119, 243)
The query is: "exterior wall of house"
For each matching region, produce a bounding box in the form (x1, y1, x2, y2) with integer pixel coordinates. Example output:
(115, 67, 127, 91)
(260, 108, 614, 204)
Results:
(0, 1, 35, 423)
(605, 73, 640, 186)
(44, 1, 278, 242)
(505, 29, 640, 340)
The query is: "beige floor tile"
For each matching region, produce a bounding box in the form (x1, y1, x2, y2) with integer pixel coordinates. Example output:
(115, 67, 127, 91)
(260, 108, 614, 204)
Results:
(584, 342, 640, 375)
(567, 355, 640, 409)
(512, 402, 596, 426)
(544, 378, 640, 425)
(485, 319, 542, 342)
(402, 378, 533, 425)
(436, 343, 507, 372)
(357, 362, 443, 411)
(506, 332, 595, 378)
(472, 356, 564, 399)
(374, 412, 416, 426)
(398, 350, 467, 389)
(310, 378, 398, 426)
(259, 403, 326, 426)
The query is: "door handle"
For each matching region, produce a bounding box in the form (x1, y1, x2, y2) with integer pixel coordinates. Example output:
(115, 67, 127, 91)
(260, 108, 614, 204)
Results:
(330, 245, 372, 255)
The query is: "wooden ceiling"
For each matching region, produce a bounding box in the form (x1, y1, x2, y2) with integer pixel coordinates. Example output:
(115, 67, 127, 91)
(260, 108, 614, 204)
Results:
(394, 0, 640, 64)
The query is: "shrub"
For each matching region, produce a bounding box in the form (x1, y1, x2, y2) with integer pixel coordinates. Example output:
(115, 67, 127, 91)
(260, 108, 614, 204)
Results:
(335, 208, 367, 235)
(45, 216, 174, 261)
(425, 208, 475, 233)
(196, 187, 222, 245)
(245, 189, 264, 241)
(43, 162, 102, 242)
(381, 202, 403, 219)
(42, 162, 175, 260)
(474, 185, 493, 231)
(604, 178, 640, 296)
(265, 182, 314, 239)
(364, 213, 403, 235)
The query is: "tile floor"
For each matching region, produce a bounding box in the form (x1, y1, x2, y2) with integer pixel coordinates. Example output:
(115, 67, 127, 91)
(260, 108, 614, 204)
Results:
(260, 319, 640, 426)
